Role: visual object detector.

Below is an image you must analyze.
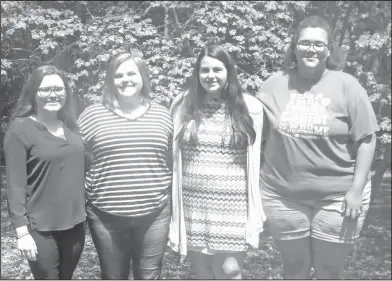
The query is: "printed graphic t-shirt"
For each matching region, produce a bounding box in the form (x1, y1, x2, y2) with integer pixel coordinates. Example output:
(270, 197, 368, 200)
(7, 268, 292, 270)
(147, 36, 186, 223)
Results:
(257, 69, 379, 200)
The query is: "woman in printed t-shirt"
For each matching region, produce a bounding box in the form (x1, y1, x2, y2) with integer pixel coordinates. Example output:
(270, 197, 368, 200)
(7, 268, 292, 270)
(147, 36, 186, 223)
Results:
(257, 15, 379, 279)
(77, 53, 173, 280)
(4, 65, 86, 279)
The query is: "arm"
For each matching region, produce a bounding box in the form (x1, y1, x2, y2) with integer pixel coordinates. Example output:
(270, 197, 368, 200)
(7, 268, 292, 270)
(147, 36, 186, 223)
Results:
(342, 134, 376, 219)
(352, 134, 376, 193)
(4, 130, 38, 260)
(166, 131, 173, 172)
(342, 75, 379, 219)
(4, 131, 29, 229)
(77, 109, 94, 175)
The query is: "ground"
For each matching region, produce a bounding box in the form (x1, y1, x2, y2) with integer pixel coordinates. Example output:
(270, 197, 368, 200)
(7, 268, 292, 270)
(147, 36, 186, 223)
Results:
(1, 166, 391, 279)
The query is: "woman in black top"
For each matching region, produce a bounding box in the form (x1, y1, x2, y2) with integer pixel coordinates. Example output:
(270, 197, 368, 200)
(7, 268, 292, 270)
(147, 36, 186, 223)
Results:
(4, 65, 86, 279)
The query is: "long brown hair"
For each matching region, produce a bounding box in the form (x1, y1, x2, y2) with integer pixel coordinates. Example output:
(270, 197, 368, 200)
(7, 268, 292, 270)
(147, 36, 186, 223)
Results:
(177, 45, 255, 147)
(10, 65, 78, 131)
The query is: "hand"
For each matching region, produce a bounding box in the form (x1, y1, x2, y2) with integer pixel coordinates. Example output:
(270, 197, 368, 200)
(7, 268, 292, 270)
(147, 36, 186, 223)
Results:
(17, 234, 38, 261)
(341, 189, 363, 220)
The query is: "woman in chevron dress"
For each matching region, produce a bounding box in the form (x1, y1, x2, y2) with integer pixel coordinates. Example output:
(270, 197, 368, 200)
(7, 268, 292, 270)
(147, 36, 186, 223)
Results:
(182, 93, 248, 254)
(169, 45, 265, 279)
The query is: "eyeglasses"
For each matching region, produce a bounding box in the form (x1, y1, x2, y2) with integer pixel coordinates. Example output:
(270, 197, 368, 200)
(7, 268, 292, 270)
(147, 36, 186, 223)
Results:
(38, 87, 65, 97)
(297, 41, 330, 51)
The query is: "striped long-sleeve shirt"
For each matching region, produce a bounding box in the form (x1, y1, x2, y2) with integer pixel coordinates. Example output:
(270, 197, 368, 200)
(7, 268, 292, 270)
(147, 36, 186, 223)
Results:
(77, 102, 173, 217)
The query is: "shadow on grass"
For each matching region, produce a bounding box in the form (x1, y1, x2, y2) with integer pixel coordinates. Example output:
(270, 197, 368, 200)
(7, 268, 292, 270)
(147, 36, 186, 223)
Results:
(1, 167, 391, 279)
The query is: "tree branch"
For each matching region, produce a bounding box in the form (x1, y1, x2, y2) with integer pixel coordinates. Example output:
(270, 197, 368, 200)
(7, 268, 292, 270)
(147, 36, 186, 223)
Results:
(8, 47, 32, 53)
(339, 3, 354, 46)
(328, 1, 338, 34)
(164, 2, 169, 38)
(171, 7, 180, 29)
(142, 3, 155, 17)
(47, 41, 79, 64)
(236, 65, 252, 78)
(182, 3, 201, 28)
(7, 58, 41, 62)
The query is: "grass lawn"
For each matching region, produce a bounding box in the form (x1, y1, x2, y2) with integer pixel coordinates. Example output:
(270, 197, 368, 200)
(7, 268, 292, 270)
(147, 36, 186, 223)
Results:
(1, 166, 391, 279)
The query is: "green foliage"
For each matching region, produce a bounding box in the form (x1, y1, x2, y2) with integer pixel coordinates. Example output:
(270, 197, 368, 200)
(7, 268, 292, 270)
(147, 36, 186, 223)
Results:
(340, 1, 391, 159)
(1, 0, 391, 155)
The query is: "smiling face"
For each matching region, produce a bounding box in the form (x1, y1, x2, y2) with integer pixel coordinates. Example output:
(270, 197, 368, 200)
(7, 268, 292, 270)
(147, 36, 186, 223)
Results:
(114, 59, 143, 99)
(35, 74, 66, 113)
(295, 27, 330, 70)
(199, 56, 228, 97)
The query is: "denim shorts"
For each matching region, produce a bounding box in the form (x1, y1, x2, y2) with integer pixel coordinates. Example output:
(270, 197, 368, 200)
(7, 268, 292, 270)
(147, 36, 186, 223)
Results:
(261, 181, 371, 243)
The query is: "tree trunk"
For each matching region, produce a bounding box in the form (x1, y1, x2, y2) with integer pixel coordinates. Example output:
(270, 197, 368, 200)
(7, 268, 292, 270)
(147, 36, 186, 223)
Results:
(328, 1, 338, 35)
(339, 3, 354, 46)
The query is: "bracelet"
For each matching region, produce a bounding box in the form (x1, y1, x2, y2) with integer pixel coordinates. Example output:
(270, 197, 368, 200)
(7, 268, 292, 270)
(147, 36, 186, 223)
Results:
(16, 232, 30, 239)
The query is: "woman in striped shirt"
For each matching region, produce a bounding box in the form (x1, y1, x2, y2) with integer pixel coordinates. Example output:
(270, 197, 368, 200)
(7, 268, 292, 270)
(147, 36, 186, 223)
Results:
(77, 53, 173, 280)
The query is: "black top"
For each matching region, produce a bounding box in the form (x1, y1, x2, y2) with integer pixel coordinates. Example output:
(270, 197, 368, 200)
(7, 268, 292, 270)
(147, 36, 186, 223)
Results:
(4, 117, 86, 231)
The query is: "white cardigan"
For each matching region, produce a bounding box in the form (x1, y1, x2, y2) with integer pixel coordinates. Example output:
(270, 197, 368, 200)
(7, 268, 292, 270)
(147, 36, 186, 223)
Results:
(168, 92, 266, 260)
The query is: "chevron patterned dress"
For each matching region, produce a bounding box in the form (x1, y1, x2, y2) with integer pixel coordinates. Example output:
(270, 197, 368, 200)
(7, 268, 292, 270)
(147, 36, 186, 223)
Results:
(181, 96, 248, 253)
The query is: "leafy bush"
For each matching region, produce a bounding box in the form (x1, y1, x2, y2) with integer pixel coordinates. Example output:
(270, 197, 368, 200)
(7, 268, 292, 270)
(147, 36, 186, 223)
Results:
(1, 0, 390, 173)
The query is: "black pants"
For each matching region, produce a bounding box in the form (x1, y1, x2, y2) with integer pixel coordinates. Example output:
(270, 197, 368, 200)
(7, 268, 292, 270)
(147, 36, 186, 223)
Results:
(28, 221, 86, 279)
